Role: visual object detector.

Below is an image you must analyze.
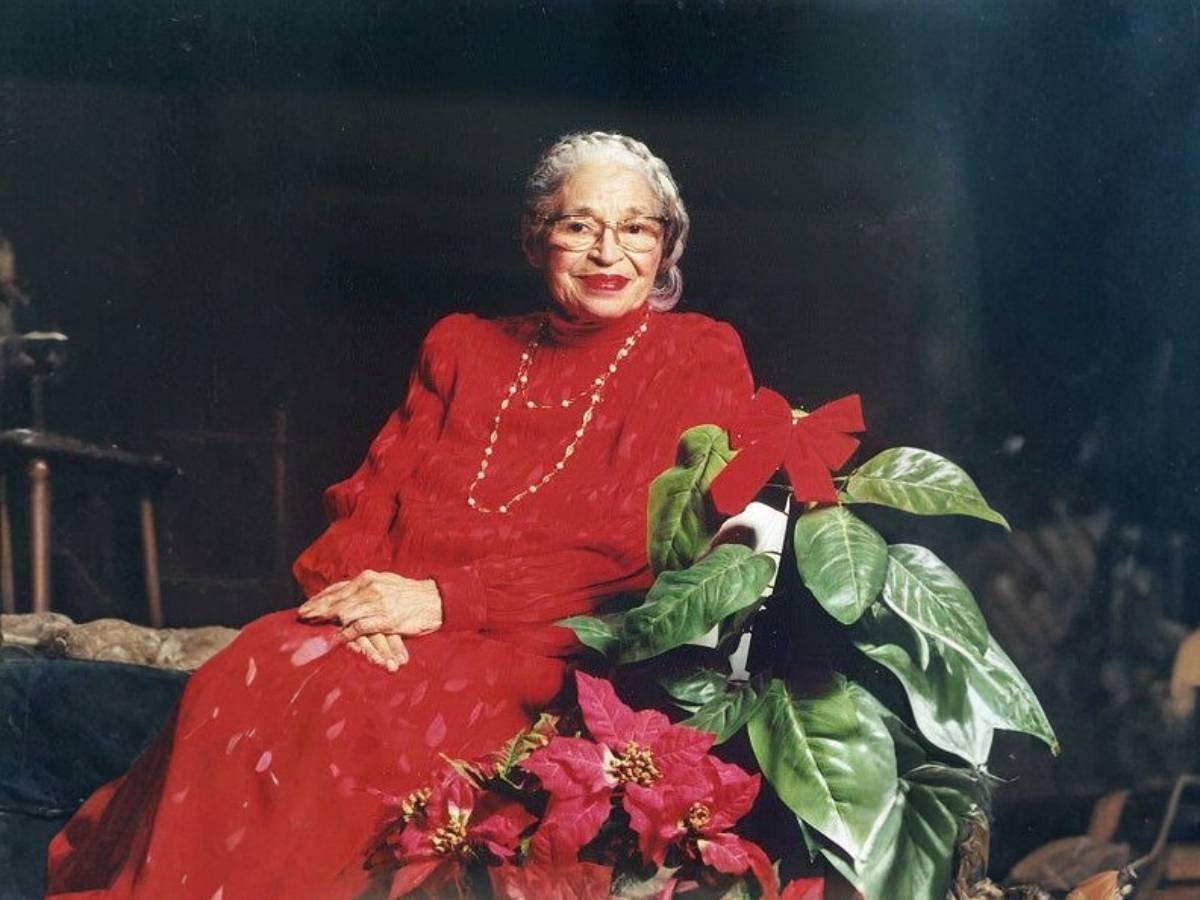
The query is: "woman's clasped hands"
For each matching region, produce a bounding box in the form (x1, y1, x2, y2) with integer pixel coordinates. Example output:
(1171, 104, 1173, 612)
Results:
(297, 570, 443, 672)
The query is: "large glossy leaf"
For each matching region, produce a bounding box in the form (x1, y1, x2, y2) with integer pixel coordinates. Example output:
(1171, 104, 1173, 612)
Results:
(882, 544, 988, 659)
(748, 676, 897, 857)
(618, 545, 776, 664)
(681, 675, 768, 744)
(903, 762, 994, 812)
(970, 635, 1059, 754)
(647, 425, 733, 573)
(852, 605, 994, 765)
(879, 707, 931, 776)
(793, 506, 888, 625)
(840, 447, 1010, 529)
(660, 667, 731, 710)
(804, 751, 981, 900)
(854, 605, 1058, 757)
(878, 709, 995, 809)
(559, 612, 625, 656)
(850, 774, 975, 900)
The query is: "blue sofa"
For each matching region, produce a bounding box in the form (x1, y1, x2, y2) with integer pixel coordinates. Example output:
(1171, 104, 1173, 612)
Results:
(0, 647, 186, 899)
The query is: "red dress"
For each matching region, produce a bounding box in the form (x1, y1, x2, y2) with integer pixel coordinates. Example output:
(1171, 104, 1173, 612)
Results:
(45, 307, 754, 898)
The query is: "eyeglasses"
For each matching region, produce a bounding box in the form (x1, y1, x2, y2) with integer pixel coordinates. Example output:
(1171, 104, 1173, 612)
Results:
(541, 214, 668, 253)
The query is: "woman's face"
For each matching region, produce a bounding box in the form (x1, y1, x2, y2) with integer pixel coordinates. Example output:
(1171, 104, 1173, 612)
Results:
(530, 160, 666, 321)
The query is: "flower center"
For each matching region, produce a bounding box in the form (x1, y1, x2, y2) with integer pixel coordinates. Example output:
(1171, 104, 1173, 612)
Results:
(429, 808, 471, 858)
(609, 741, 662, 787)
(684, 802, 712, 834)
(399, 787, 432, 823)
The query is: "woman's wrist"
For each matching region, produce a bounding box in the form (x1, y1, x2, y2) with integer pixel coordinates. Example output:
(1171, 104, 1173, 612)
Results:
(417, 578, 445, 630)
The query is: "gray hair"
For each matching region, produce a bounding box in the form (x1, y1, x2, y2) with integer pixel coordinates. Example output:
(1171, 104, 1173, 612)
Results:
(522, 131, 689, 311)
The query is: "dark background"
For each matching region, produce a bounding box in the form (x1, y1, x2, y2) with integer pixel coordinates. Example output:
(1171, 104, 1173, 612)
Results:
(1, 0, 1198, 850)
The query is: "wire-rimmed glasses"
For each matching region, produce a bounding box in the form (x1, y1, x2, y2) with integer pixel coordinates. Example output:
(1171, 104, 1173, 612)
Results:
(541, 214, 668, 253)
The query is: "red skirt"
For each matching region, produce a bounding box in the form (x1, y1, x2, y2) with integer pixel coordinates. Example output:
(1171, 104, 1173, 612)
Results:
(45, 610, 567, 898)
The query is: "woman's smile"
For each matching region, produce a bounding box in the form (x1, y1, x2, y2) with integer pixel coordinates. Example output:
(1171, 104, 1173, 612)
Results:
(577, 274, 630, 292)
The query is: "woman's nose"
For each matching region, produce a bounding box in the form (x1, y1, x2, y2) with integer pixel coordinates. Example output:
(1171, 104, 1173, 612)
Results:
(588, 226, 623, 265)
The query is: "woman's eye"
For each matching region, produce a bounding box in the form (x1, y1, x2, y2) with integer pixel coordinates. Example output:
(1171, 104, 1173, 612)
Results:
(558, 219, 596, 235)
(623, 219, 661, 238)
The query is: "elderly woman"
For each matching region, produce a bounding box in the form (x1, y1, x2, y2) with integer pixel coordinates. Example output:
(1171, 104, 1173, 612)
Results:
(45, 132, 754, 898)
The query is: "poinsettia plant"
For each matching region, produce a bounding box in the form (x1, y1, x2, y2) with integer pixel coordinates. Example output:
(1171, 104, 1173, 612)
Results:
(367, 674, 823, 899)
(562, 388, 1059, 900)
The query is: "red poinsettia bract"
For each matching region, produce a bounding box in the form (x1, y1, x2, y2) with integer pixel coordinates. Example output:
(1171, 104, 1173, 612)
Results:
(626, 754, 779, 898)
(488, 830, 614, 900)
(781, 876, 826, 899)
(521, 672, 713, 852)
(709, 388, 865, 515)
(386, 771, 535, 899)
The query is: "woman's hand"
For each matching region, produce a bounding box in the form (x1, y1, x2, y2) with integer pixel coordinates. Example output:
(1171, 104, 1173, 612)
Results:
(346, 633, 411, 671)
(297, 570, 443, 670)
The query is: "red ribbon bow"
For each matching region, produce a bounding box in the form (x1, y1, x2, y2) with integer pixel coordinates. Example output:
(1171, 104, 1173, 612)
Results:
(709, 389, 865, 515)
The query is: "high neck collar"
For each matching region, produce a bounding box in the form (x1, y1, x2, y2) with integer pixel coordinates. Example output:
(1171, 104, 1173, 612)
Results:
(544, 305, 653, 348)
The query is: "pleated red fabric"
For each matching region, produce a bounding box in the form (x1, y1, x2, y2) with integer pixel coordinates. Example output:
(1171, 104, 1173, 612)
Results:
(45, 306, 754, 898)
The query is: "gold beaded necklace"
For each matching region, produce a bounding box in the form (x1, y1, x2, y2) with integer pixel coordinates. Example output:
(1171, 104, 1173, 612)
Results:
(466, 311, 651, 515)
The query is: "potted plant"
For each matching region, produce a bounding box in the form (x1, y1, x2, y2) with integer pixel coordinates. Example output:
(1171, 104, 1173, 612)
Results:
(561, 389, 1059, 899)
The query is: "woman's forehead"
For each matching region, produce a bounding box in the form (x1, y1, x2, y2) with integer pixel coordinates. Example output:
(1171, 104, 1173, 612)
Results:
(556, 161, 659, 214)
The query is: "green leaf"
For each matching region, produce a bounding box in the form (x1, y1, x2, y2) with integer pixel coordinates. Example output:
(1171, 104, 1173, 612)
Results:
(808, 833, 864, 895)
(492, 712, 560, 779)
(714, 879, 754, 900)
(852, 776, 975, 900)
(681, 675, 768, 744)
(879, 707, 996, 809)
(853, 605, 994, 765)
(854, 605, 1058, 758)
(841, 447, 1010, 530)
(618, 545, 776, 664)
(970, 635, 1059, 754)
(802, 759, 981, 900)
(882, 544, 989, 660)
(904, 762, 994, 812)
(660, 667, 730, 709)
(880, 708, 932, 776)
(611, 866, 680, 899)
(748, 676, 897, 858)
(795, 816, 825, 863)
(647, 425, 733, 573)
(558, 612, 624, 656)
(793, 506, 888, 624)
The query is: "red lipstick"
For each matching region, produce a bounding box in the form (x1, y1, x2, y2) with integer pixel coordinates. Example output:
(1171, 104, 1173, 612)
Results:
(578, 275, 630, 292)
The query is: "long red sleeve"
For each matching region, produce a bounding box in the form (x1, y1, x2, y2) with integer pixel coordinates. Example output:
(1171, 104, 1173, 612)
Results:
(291, 315, 460, 597)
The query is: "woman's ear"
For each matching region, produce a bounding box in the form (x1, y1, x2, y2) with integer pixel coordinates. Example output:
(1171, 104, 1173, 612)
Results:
(520, 216, 544, 270)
